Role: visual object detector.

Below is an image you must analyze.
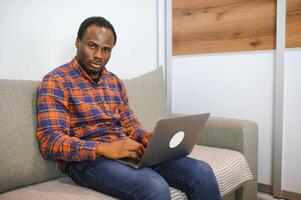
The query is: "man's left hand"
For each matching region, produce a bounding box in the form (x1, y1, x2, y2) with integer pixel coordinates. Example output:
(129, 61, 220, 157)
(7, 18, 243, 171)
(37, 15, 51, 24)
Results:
(141, 132, 152, 147)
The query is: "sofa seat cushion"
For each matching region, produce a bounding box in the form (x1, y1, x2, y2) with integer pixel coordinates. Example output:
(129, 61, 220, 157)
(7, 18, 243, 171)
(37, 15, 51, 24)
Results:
(0, 177, 186, 200)
(0, 145, 252, 199)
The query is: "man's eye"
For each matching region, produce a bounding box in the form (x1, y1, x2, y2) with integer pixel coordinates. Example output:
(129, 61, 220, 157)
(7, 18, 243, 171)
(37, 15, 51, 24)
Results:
(88, 44, 96, 49)
(104, 48, 111, 53)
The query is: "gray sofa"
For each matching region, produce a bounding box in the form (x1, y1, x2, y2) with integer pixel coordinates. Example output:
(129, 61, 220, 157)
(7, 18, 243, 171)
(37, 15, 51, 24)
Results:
(0, 67, 258, 200)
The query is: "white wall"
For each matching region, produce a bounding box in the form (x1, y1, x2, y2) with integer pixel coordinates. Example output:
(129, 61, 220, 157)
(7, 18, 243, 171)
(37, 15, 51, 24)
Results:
(0, 0, 158, 80)
(282, 50, 301, 193)
(172, 51, 275, 185)
(172, 49, 301, 191)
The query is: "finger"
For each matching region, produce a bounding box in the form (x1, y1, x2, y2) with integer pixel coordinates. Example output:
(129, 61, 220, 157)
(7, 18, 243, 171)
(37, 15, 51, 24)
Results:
(142, 138, 149, 146)
(126, 139, 145, 154)
(131, 143, 145, 156)
(142, 133, 152, 145)
(137, 142, 145, 154)
(128, 151, 139, 160)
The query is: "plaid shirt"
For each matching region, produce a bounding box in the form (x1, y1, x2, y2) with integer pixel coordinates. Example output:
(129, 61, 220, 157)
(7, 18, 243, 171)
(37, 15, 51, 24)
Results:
(36, 57, 145, 171)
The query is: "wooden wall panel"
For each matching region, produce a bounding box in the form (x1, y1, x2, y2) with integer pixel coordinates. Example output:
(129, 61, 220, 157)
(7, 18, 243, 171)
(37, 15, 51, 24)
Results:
(173, 0, 277, 55)
(173, 0, 301, 55)
(286, 0, 301, 48)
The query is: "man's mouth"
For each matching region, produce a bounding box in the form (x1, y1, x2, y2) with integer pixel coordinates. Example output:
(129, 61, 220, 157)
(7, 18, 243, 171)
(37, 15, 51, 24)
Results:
(90, 61, 103, 69)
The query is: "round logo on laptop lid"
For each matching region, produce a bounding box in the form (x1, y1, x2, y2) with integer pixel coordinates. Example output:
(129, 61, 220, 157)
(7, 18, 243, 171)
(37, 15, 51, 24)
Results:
(169, 131, 185, 148)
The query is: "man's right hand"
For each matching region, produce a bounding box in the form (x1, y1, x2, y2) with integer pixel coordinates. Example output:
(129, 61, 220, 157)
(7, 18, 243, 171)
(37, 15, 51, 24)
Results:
(96, 137, 145, 161)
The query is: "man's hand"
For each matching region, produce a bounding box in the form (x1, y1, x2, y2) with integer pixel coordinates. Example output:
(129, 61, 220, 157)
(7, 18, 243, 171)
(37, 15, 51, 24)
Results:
(96, 137, 145, 161)
(141, 132, 152, 147)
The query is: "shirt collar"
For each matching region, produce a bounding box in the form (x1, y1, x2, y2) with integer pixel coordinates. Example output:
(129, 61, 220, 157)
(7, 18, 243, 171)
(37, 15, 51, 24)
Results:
(70, 57, 110, 84)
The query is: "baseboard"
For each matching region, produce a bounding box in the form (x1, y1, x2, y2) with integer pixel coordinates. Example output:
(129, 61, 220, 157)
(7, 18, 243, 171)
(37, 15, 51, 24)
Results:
(258, 183, 301, 200)
(283, 190, 301, 200)
(258, 183, 273, 194)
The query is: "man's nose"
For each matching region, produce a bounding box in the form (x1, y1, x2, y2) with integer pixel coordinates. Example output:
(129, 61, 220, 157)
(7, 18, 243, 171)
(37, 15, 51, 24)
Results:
(94, 48, 103, 59)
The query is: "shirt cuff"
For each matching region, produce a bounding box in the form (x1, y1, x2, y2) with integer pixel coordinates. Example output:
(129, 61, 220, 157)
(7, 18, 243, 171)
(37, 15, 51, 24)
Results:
(78, 140, 100, 160)
(134, 129, 146, 143)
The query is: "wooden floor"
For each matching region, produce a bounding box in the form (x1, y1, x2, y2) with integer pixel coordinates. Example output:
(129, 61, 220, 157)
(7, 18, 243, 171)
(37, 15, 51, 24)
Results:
(257, 192, 285, 200)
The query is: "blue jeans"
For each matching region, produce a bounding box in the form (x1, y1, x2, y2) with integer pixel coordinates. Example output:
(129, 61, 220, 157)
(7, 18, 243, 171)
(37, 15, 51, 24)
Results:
(67, 156, 221, 200)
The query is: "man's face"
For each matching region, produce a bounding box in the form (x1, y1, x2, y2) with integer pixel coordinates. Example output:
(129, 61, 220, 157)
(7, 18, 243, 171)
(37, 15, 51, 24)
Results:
(75, 25, 115, 80)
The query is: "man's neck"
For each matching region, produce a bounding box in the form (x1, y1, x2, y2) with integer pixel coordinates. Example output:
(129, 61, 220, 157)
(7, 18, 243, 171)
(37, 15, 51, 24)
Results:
(92, 77, 99, 83)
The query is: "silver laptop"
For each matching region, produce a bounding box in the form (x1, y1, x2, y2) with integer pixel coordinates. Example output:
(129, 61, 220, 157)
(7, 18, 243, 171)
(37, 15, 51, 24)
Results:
(116, 113, 210, 169)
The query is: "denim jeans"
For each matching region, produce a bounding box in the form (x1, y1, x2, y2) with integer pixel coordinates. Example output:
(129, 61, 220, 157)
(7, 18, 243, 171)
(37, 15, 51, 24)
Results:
(67, 156, 221, 200)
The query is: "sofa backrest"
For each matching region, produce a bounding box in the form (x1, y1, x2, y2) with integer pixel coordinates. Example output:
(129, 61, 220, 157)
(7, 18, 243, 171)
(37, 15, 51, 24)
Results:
(0, 79, 63, 193)
(124, 67, 167, 131)
(0, 66, 167, 193)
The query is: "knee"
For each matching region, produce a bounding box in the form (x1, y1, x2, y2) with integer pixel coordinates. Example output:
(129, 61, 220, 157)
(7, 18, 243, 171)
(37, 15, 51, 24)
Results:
(192, 160, 221, 197)
(199, 160, 214, 175)
(195, 160, 217, 184)
(142, 175, 171, 200)
(181, 157, 215, 177)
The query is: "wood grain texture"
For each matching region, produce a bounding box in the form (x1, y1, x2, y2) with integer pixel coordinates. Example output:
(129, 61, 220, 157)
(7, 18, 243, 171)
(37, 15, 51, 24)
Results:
(173, 0, 277, 55)
(286, 0, 301, 48)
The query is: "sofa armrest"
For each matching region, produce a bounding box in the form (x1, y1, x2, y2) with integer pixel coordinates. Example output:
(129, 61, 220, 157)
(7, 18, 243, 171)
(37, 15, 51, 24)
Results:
(198, 117, 257, 153)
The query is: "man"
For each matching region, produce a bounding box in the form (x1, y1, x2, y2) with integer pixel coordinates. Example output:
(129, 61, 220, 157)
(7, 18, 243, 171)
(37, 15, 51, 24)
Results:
(37, 16, 221, 200)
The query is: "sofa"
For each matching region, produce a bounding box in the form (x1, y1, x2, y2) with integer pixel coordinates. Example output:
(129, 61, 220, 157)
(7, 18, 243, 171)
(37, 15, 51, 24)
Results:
(0, 67, 258, 200)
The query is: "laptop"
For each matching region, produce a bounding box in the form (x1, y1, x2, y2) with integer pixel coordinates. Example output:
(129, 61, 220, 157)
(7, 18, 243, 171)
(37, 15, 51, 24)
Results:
(116, 113, 210, 169)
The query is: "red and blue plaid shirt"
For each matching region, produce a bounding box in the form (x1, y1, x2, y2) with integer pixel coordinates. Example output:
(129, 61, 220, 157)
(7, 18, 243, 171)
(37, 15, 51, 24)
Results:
(36, 58, 145, 171)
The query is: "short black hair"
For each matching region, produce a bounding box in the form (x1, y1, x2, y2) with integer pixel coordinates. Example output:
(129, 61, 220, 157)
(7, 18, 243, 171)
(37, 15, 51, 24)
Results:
(77, 16, 117, 45)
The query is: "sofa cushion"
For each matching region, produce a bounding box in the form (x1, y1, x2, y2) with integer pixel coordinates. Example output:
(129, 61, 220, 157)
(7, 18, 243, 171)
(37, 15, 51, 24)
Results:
(0, 176, 187, 200)
(124, 66, 168, 131)
(0, 80, 64, 194)
(0, 145, 252, 199)
(189, 145, 253, 196)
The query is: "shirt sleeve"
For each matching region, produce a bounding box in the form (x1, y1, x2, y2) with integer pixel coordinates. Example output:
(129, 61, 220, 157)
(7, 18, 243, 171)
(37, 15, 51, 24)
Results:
(118, 80, 146, 142)
(36, 76, 99, 162)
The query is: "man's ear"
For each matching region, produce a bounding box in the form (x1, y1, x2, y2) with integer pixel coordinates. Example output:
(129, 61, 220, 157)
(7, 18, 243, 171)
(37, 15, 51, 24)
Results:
(75, 38, 80, 49)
